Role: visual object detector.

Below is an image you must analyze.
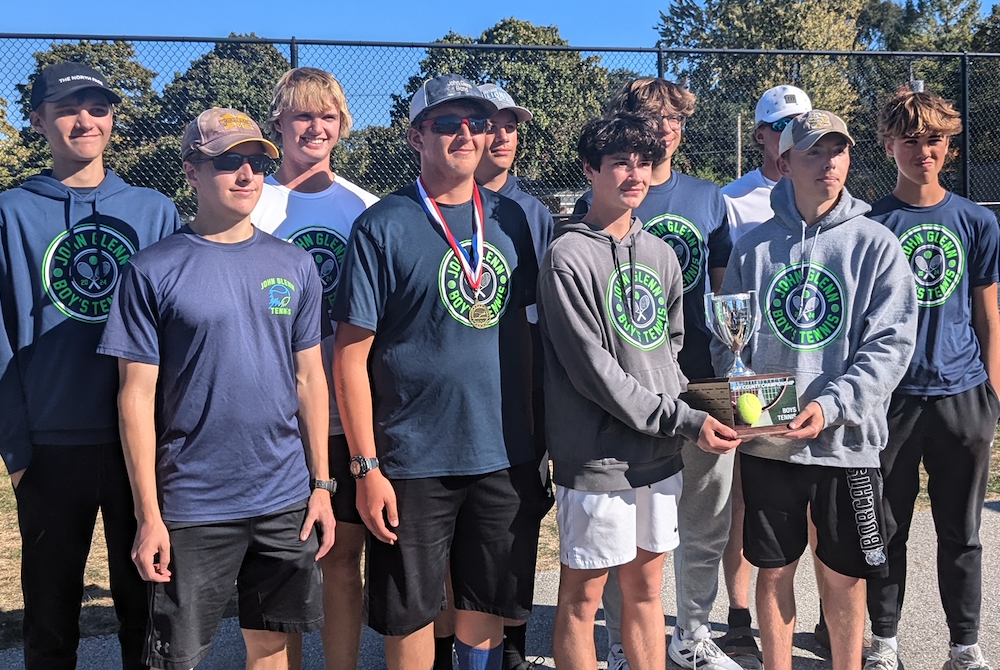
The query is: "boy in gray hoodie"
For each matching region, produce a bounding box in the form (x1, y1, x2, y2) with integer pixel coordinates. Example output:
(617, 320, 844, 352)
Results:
(540, 113, 739, 670)
(717, 110, 917, 670)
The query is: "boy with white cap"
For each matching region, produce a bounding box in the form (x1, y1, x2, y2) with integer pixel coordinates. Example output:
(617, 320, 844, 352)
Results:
(716, 110, 917, 670)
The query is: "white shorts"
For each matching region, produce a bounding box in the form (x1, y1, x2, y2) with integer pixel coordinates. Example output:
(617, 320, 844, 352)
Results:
(556, 471, 683, 570)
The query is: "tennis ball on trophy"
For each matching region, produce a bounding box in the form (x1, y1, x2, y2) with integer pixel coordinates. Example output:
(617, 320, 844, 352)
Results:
(736, 393, 763, 425)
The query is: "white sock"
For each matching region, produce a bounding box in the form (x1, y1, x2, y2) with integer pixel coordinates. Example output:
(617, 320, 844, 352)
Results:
(952, 643, 975, 656)
(873, 635, 898, 652)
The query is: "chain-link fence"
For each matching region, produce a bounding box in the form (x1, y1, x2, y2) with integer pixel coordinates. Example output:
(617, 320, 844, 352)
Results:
(2, 33, 1000, 217)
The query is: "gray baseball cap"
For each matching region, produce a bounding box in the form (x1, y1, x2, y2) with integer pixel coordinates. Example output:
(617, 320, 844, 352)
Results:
(477, 84, 533, 122)
(409, 74, 497, 124)
(778, 110, 855, 155)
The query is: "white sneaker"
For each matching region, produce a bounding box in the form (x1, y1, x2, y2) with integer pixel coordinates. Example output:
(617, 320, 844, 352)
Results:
(944, 644, 993, 670)
(607, 643, 631, 670)
(865, 637, 900, 670)
(668, 625, 742, 670)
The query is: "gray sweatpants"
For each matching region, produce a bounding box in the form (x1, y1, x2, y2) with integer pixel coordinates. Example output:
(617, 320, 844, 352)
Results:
(604, 442, 735, 644)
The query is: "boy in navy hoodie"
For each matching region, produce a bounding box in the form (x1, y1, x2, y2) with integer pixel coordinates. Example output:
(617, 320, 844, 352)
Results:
(865, 91, 1000, 670)
(0, 62, 179, 669)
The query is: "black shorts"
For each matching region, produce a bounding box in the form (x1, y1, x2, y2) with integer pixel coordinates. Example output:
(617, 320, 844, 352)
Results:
(144, 501, 324, 670)
(329, 434, 363, 525)
(740, 454, 888, 579)
(364, 461, 549, 636)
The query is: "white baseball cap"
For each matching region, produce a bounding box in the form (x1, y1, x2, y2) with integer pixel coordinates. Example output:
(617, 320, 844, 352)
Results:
(755, 85, 813, 125)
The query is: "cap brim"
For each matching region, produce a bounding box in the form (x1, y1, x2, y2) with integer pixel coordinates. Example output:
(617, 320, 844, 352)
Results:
(45, 84, 123, 106)
(791, 130, 855, 153)
(200, 137, 280, 159)
(423, 96, 499, 119)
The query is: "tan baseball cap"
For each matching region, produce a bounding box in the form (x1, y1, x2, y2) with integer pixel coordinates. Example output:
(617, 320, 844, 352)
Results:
(778, 110, 855, 155)
(181, 107, 279, 160)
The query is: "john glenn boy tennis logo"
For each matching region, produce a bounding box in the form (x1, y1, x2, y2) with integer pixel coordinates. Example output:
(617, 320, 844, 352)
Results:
(438, 241, 511, 328)
(606, 263, 668, 351)
(643, 213, 705, 294)
(766, 263, 845, 350)
(897, 224, 964, 308)
(288, 226, 348, 315)
(42, 223, 137, 323)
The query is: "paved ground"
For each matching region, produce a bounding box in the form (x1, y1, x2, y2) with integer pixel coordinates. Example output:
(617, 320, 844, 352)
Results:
(2, 502, 998, 669)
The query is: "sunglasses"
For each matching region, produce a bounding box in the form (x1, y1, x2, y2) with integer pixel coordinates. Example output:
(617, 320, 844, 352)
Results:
(769, 117, 795, 133)
(420, 115, 490, 135)
(191, 153, 276, 175)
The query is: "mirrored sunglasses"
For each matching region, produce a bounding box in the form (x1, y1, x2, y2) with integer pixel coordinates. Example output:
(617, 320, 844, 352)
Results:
(420, 115, 490, 135)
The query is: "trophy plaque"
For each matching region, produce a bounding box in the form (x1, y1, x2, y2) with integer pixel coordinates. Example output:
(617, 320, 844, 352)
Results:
(680, 291, 800, 436)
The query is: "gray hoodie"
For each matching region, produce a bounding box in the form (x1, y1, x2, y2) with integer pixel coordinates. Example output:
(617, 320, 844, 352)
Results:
(538, 216, 707, 492)
(716, 179, 917, 468)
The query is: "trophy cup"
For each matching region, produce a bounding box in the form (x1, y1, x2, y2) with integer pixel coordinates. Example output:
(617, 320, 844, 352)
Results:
(704, 291, 759, 377)
(680, 291, 800, 436)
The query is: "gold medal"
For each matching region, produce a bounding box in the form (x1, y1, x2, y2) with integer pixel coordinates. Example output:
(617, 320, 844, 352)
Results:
(469, 302, 491, 329)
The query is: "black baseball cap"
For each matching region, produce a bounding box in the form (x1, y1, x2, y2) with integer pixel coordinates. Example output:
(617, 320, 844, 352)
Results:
(30, 62, 123, 111)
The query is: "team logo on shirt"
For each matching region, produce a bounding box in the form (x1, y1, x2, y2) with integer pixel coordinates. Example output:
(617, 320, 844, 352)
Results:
(261, 277, 296, 316)
(438, 241, 511, 329)
(606, 263, 669, 351)
(897, 224, 964, 307)
(287, 226, 348, 314)
(643, 214, 705, 293)
(765, 263, 845, 350)
(42, 223, 138, 323)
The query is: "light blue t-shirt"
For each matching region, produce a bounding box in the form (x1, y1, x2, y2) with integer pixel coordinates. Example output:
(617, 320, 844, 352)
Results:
(98, 226, 323, 523)
(871, 192, 1000, 396)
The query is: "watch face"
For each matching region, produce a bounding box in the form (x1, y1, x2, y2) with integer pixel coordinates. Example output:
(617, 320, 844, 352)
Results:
(350, 459, 362, 476)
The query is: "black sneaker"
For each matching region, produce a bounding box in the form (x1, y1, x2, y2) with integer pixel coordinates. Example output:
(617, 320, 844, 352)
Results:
(717, 626, 763, 670)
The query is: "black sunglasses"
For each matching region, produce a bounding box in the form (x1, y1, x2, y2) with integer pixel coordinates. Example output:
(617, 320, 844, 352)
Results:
(192, 153, 276, 175)
(420, 115, 490, 135)
(769, 117, 795, 133)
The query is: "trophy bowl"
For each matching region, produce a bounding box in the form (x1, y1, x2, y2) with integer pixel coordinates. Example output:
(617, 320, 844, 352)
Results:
(705, 291, 760, 377)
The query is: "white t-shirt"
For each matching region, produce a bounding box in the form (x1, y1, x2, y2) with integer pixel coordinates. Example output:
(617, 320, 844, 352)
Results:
(253, 174, 379, 435)
(721, 168, 777, 243)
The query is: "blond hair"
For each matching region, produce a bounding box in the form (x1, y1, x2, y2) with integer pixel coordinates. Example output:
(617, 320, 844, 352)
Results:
(878, 90, 962, 142)
(265, 67, 353, 141)
(607, 78, 696, 118)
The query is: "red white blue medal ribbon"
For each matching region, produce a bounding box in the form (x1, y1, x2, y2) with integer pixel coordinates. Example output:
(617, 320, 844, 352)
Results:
(416, 176, 485, 291)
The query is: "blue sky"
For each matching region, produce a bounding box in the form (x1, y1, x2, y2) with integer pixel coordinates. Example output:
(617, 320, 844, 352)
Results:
(4, 0, 669, 48)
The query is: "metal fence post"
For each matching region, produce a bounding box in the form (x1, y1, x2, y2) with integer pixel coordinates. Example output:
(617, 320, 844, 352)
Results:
(291, 37, 298, 69)
(657, 48, 664, 79)
(963, 52, 971, 199)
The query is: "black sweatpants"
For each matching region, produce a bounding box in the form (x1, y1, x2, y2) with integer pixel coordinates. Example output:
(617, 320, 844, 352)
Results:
(866, 381, 1000, 645)
(14, 443, 148, 670)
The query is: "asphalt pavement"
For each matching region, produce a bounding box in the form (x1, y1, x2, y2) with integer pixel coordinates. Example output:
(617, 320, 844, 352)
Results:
(2, 502, 997, 669)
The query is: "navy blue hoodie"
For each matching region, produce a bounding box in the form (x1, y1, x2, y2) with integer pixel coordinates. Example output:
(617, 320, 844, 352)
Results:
(0, 170, 180, 472)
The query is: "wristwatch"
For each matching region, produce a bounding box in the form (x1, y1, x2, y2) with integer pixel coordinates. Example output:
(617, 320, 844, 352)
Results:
(310, 478, 337, 494)
(349, 456, 380, 479)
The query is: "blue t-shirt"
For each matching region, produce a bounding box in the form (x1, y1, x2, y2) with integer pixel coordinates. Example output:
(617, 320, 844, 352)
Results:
(575, 171, 732, 379)
(870, 192, 1000, 395)
(331, 183, 537, 479)
(98, 226, 323, 523)
(496, 176, 554, 326)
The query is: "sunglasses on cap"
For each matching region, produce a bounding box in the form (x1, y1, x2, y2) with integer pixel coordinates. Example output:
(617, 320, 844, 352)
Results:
(420, 115, 490, 135)
(768, 116, 796, 133)
(190, 152, 277, 175)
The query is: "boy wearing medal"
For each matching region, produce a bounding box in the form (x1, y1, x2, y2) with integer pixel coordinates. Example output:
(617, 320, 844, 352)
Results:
(541, 112, 739, 670)
(332, 74, 544, 670)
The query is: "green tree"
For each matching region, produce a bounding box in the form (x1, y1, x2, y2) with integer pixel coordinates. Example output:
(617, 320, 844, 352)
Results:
(14, 40, 164, 190)
(0, 97, 32, 191)
(346, 19, 612, 196)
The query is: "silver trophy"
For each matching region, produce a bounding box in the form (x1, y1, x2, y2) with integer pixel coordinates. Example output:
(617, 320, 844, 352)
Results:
(705, 291, 760, 377)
